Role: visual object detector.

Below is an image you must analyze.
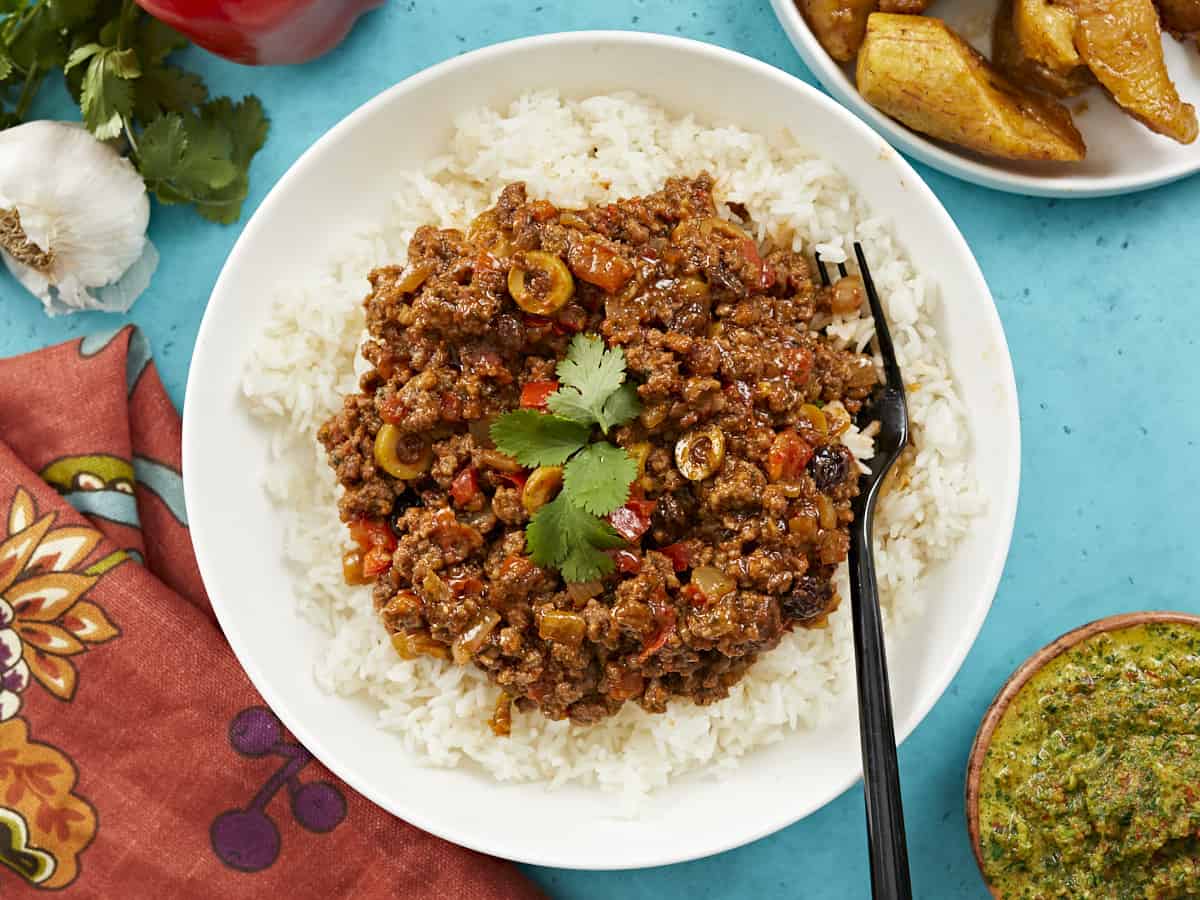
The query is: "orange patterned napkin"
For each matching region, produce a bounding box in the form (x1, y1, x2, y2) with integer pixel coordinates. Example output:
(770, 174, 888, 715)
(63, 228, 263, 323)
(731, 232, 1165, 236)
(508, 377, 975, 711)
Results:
(0, 326, 543, 898)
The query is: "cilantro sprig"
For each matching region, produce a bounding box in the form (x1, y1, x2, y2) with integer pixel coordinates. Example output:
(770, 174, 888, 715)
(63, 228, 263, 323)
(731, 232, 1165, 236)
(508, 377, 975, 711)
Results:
(491, 334, 643, 582)
(1, 0, 268, 223)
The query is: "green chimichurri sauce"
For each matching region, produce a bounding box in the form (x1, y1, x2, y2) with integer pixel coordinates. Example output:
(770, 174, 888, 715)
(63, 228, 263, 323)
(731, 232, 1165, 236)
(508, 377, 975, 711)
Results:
(978, 622, 1200, 900)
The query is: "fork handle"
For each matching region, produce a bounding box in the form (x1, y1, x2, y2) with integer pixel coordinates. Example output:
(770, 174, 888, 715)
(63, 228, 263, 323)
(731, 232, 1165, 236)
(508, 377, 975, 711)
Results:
(848, 501, 913, 900)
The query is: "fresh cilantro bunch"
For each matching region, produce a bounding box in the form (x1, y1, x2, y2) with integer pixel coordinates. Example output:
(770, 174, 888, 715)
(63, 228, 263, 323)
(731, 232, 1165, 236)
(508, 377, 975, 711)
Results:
(0, 0, 268, 223)
(491, 334, 643, 582)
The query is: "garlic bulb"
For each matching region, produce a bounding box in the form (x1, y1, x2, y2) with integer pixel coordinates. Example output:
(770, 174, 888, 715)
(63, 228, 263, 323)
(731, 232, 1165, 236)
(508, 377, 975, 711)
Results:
(0, 121, 157, 316)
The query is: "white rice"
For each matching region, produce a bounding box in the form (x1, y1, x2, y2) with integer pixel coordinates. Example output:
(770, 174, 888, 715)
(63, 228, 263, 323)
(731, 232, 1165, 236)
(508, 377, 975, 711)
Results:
(241, 91, 982, 810)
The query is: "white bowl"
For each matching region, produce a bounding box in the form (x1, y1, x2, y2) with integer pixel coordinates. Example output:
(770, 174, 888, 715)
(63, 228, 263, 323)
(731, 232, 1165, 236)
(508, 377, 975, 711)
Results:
(769, 0, 1200, 198)
(183, 31, 1020, 870)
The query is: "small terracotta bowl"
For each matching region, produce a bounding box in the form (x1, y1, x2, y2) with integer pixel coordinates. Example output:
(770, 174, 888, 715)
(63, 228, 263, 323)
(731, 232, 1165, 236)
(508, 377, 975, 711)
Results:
(963, 610, 1200, 897)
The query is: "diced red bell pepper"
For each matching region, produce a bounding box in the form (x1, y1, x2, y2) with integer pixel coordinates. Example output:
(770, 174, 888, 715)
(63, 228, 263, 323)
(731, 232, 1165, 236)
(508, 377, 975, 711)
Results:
(520, 380, 559, 410)
(348, 518, 396, 552)
(361, 545, 393, 578)
(658, 542, 691, 572)
(766, 430, 814, 482)
(610, 549, 642, 575)
(608, 499, 656, 542)
(450, 467, 479, 507)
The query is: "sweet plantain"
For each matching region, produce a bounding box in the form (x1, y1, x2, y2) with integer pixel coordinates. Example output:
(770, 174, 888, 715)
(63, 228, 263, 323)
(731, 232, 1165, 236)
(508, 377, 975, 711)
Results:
(1014, 0, 1085, 75)
(798, 0, 879, 61)
(996, 0, 1095, 95)
(1068, 0, 1198, 142)
(856, 14, 1087, 160)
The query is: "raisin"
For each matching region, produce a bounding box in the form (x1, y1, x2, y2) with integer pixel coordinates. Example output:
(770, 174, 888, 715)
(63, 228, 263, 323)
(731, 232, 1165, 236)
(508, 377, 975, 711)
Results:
(809, 444, 850, 492)
(780, 575, 832, 623)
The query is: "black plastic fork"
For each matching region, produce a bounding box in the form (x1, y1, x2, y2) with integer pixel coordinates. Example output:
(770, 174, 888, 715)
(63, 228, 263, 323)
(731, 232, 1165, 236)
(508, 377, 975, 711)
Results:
(817, 243, 913, 900)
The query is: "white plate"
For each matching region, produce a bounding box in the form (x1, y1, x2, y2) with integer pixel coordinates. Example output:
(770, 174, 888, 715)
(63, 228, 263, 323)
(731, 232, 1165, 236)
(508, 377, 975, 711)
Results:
(769, 0, 1200, 197)
(182, 32, 1020, 870)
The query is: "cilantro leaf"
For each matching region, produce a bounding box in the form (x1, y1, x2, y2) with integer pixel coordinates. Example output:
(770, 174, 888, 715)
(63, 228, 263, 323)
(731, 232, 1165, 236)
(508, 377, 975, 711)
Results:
(526, 494, 623, 582)
(132, 64, 206, 121)
(599, 382, 642, 433)
(64, 42, 102, 73)
(80, 48, 137, 140)
(489, 410, 590, 467)
(547, 335, 638, 433)
(562, 443, 636, 516)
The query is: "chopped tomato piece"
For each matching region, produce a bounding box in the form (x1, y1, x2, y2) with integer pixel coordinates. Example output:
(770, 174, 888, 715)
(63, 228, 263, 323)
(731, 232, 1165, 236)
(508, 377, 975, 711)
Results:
(450, 467, 479, 506)
(610, 549, 642, 575)
(680, 584, 709, 607)
(766, 430, 814, 482)
(361, 545, 393, 578)
(658, 542, 691, 572)
(608, 500, 656, 542)
(348, 518, 396, 552)
(520, 380, 559, 410)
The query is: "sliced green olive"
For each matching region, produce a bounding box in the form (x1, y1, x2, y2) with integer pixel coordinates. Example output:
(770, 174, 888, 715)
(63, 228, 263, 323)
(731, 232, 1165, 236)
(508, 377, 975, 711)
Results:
(508, 251, 574, 315)
(374, 424, 432, 479)
(675, 426, 726, 481)
(627, 442, 653, 479)
(522, 465, 563, 514)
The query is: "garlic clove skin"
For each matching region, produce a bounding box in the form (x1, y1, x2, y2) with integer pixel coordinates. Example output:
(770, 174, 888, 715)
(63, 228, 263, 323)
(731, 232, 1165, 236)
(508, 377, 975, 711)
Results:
(0, 120, 156, 316)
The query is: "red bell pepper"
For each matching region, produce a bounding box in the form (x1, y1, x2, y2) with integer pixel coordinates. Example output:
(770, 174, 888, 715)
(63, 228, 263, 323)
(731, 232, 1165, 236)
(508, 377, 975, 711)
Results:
(135, 0, 384, 66)
(520, 380, 559, 410)
(450, 467, 479, 507)
(348, 518, 395, 552)
(610, 549, 642, 575)
(658, 542, 691, 572)
(608, 499, 656, 542)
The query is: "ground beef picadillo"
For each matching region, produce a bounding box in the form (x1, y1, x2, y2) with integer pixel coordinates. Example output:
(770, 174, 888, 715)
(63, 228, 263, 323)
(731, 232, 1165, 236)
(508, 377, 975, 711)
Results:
(318, 173, 879, 730)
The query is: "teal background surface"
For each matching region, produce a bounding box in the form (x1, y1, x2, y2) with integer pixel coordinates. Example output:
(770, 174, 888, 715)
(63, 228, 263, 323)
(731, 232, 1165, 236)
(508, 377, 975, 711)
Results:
(2, 2, 1198, 897)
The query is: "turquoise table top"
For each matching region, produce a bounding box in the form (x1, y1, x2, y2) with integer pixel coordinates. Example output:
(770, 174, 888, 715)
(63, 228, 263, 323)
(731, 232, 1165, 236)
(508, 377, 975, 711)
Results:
(3, 3, 1198, 898)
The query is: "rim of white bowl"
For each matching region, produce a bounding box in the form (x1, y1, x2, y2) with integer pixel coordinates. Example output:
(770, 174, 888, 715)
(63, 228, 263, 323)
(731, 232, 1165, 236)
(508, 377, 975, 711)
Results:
(183, 30, 1021, 869)
(768, 0, 1200, 199)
